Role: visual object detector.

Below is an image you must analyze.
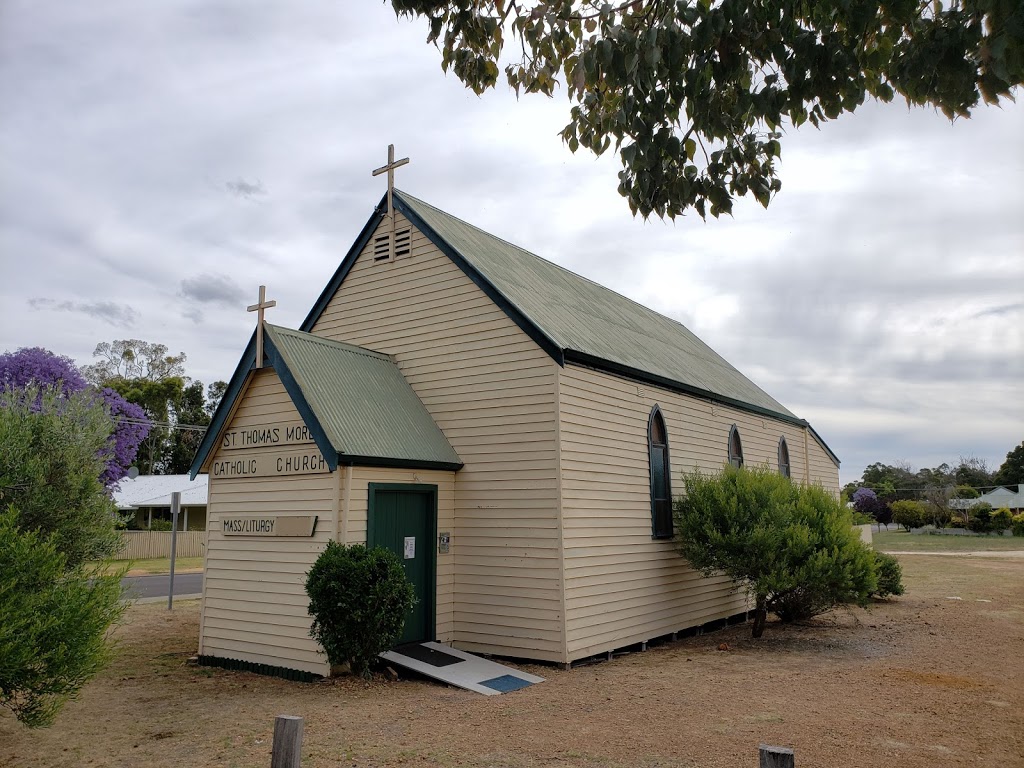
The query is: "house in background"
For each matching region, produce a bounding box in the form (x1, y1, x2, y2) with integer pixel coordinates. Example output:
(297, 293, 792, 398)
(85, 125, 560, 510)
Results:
(951, 484, 1024, 514)
(112, 474, 209, 531)
(189, 187, 841, 676)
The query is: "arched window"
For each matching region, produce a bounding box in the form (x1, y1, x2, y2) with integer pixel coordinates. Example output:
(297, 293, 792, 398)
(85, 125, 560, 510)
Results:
(648, 406, 672, 539)
(778, 437, 791, 478)
(728, 425, 744, 469)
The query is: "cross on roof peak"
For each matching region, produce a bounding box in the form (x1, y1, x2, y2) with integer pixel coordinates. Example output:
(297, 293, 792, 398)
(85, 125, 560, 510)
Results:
(372, 144, 410, 220)
(247, 285, 276, 369)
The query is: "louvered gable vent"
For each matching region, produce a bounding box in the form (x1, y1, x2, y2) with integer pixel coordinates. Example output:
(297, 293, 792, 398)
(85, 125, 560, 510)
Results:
(373, 227, 412, 262)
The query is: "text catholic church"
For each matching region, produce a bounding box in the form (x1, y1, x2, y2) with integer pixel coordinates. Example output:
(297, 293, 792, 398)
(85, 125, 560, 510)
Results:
(190, 148, 840, 676)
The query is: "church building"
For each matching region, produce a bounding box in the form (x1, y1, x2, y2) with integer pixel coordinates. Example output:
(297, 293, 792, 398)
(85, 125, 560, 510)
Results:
(190, 151, 840, 676)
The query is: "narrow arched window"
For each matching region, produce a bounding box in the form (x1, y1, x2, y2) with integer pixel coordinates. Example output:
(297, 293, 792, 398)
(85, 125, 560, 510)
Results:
(728, 425, 744, 469)
(778, 437, 791, 478)
(648, 406, 672, 539)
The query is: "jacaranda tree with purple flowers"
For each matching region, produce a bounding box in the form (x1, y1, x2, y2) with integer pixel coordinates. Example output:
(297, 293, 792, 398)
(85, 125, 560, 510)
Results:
(0, 347, 149, 486)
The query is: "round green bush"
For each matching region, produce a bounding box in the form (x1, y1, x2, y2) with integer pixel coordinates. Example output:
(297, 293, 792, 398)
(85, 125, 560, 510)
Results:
(305, 542, 415, 678)
(891, 500, 926, 531)
(967, 503, 993, 534)
(1012, 514, 1024, 538)
(990, 507, 1012, 531)
(871, 551, 905, 598)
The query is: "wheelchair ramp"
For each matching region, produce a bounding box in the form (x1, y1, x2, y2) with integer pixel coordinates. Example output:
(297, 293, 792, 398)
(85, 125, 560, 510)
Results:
(380, 641, 545, 695)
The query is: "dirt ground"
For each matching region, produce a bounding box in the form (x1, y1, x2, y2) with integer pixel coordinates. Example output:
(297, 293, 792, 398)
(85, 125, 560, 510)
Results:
(3, 555, 1022, 768)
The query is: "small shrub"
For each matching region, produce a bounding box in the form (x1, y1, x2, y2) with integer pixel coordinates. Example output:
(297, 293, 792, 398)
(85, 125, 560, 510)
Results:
(891, 500, 926, 531)
(148, 519, 173, 531)
(305, 542, 414, 678)
(1012, 513, 1024, 537)
(871, 552, 905, 598)
(967, 503, 993, 534)
(990, 507, 1012, 531)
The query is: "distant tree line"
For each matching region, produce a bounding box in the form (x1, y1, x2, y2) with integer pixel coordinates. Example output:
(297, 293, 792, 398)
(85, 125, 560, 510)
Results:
(842, 445, 1024, 504)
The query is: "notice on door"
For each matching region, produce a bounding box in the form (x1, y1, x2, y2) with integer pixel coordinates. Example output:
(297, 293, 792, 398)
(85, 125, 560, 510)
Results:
(404, 536, 416, 559)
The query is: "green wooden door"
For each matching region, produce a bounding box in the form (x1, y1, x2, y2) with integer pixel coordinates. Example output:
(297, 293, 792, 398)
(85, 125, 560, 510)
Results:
(368, 485, 436, 645)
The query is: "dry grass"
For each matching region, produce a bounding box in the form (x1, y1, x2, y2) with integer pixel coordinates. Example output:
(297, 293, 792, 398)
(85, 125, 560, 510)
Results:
(3, 555, 1023, 768)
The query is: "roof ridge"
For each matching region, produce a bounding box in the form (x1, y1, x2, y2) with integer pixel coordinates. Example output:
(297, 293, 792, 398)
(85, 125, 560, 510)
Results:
(394, 190, 720, 349)
(266, 324, 393, 363)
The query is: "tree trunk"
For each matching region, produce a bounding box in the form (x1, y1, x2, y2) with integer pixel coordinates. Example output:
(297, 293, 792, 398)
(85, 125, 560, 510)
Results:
(751, 603, 767, 638)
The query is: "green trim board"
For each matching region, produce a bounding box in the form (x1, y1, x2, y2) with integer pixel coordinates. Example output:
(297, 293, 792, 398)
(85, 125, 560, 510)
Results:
(367, 483, 438, 644)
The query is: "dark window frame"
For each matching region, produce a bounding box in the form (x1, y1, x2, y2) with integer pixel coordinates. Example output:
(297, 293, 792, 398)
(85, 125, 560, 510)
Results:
(778, 437, 791, 478)
(648, 405, 673, 539)
(728, 424, 744, 469)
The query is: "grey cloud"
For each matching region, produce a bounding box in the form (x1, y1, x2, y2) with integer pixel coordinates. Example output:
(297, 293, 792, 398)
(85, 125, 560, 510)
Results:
(226, 179, 267, 198)
(179, 274, 246, 307)
(973, 302, 1024, 319)
(27, 298, 138, 326)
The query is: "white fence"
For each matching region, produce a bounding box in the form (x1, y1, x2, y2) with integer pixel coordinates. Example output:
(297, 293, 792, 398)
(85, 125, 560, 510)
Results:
(117, 530, 205, 560)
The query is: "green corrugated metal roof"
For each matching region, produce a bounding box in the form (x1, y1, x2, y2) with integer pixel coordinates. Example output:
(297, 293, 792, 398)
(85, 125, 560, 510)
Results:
(264, 324, 462, 468)
(396, 191, 796, 419)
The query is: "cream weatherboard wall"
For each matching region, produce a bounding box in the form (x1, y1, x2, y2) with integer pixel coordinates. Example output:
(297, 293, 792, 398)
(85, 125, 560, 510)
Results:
(200, 368, 338, 676)
(310, 212, 565, 662)
(558, 364, 839, 660)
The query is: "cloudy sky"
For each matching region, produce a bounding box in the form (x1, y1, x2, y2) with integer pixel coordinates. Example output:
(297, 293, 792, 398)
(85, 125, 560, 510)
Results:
(1, 2, 1021, 484)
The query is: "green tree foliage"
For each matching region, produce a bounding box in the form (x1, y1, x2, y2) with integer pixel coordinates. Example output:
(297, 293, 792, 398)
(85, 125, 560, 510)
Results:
(0, 508, 125, 728)
(871, 551, 905, 599)
(86, 340, 225, 474)
(1011, 513, 1024, 537)
(393, 0, 1022, 219)
(954, 484, 980, 499)
(990, 507, 1013, 530)
(967, 502, 993, 533)
(993, 441, 1024, 486)
(673, 465, 875, 638)
(0, 386, 120, 569)
(890, 499, 926, 531)
(305, 542, 415, 678)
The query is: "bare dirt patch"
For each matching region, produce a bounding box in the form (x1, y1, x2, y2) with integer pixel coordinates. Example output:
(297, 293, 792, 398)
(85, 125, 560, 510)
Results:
(3, 556, 1022, 768)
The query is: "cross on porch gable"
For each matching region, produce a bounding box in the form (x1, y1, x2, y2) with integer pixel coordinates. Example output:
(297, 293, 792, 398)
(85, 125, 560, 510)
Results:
(247, 285, 276, 369)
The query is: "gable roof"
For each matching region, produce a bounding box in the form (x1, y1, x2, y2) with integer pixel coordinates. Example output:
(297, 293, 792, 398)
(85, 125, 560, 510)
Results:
(196, 188, 838, 474)
(263, 325, 462, 470)
(300, 190, 837, 464)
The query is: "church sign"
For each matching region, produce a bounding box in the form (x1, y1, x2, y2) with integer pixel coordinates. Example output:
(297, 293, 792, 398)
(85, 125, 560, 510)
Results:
(222, 515, 318, 537)
(220, 420, 314, 451)
(210, 448, 330, 478)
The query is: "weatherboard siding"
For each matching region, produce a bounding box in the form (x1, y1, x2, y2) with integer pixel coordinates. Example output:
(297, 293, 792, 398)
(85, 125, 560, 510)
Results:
(558, 364, 839, 659)
(311, 212, 565, 662)
(200, 369, 337, 676)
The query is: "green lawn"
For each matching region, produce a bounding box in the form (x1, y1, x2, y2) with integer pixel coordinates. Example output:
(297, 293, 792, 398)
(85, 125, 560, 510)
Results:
(873, 528, 1024, 552)
(90, 557, 204, 576)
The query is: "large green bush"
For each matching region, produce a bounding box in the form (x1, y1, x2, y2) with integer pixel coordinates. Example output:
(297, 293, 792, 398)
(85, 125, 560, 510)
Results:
(0, 508, 125, 727)
(890, 500, 927, 531)
(673, 465, 876, 638)
(967, 503, 994, 533)
(1012, 513, 1024, 538)
(871, 552, 905, 598)
(0, 385, 120, 568)
(305, 542, 415, 678)
(990, 507, 1012, 531)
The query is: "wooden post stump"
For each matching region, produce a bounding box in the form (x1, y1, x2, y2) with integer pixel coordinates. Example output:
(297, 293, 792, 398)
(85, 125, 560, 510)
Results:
(271, 715, 303, 768)
(759, 744, 795, 768)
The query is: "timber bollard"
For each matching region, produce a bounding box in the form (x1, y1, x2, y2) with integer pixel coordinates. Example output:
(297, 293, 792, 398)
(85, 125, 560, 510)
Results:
(271, 715, 303, 768)
(759, 744, 795, 768)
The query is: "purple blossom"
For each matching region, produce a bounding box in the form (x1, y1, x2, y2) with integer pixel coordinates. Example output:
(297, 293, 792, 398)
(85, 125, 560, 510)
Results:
(0, 346, 150, 485)
(0, 347, 87, 393)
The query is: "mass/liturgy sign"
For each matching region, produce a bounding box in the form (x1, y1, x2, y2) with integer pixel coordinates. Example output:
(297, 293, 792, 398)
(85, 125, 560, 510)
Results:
(221, 515, 318, 537)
